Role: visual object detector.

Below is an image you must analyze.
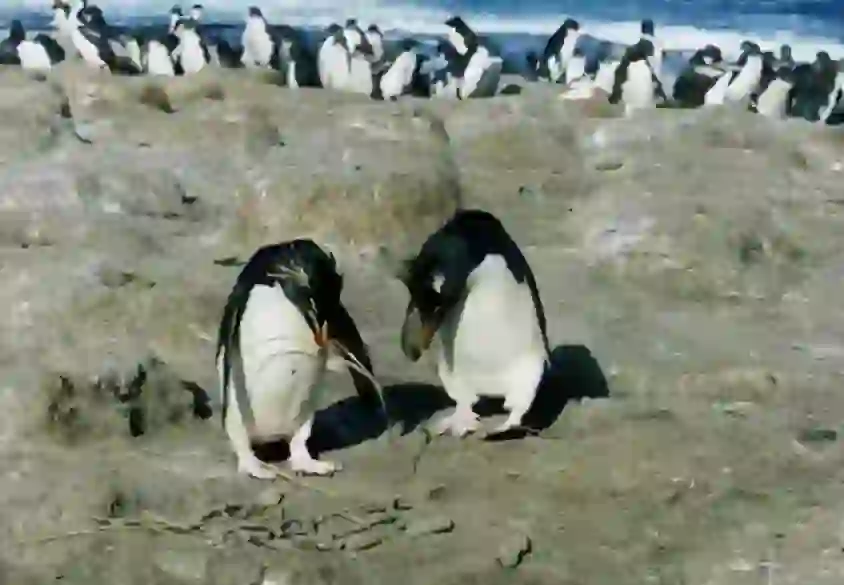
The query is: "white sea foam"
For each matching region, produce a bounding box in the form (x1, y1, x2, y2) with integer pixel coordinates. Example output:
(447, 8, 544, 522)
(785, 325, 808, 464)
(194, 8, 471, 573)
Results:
(5, 0, 844, 61)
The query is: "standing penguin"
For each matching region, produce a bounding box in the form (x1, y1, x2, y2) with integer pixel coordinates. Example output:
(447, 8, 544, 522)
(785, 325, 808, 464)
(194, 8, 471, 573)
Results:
(51, 2, 108, 69)
(217, 239, 382, 479)
(343, 19, 376, 96)
(365, 24, 387, 73)
(608, 38, 667, 116)
(395, 209, 550, 438)
(171, 18, 210, 74)
(443, 16, 503, 98)
(241, 6, 277, 69)
(0, 19, 65, 70)
(317, 23, 350, 90)
(672, 44, 725, 107)
(753, 65, 796, 119)
(379, 38, 427, 100)
(723, 42, 765, 104)
(535, 18, 580, 83)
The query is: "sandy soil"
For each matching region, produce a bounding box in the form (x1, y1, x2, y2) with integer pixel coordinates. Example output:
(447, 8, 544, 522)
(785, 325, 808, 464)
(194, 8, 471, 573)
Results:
(1, 62, 844, 584)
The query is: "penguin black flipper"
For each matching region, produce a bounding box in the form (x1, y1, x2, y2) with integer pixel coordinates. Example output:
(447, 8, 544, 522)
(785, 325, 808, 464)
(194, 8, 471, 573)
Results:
(217, 277, 252, 428)
(33, 33, 66, 63)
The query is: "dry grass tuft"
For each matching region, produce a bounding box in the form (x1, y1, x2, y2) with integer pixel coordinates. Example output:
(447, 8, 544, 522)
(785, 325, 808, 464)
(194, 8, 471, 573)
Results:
(137, 83, 175, 114)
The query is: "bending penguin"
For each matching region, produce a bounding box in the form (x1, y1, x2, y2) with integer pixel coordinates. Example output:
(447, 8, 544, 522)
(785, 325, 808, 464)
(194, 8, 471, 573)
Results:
(379, 38, 430, 100)
(608, 38, 668, 116)
(671, 44, 725, 107)
(0, 19, 65, 70)
(443, 16, 503, 98)
(217, 239, 383, 479)
(396, 209, 551, 438)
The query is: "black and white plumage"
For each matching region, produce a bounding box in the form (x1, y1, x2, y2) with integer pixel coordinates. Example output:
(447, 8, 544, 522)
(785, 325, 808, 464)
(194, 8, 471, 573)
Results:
(753, 64, 796, 119)
(705, 42, 766, 105)
(171, 17, 210, 74)
(275, 25, 321, 88)
(639, 18, 665, 83)
(443, 16, 503, 98)
(534, 17, 581, 83)
(241, 6, 278, 68)
(671, 44, 725, 107)
(395, 209, 550, 438)
(217, 239, 381, 479)
(789, 51, 840, 123)
(377, 38, 430, 100)
(608, 38, 668, 115)
(0, 19, 65, 70)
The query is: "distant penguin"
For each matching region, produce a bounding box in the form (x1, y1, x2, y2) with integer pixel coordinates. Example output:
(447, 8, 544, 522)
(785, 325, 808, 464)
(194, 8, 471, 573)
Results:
(218, 240, 382, 479)
(395, 209, 550, 438)
(536, 17, 580, 83)
(318, 23, 350, 90)
(168, 5, 183, 33)
(51, 2, 109, 69)
(365, 24, 386, 72)
(777, 44, 795, 69)
(429, 39, 462, 99)
(609, 38, 667, 115)
(791, 51, 839, 122)
(275, 25, 320, 88)
(0, 20, 64, 70)
(379, 38, 426, 100)
(753, 66, 795, 119)
(724, 43, 765, 103)
(444, 16, 503, 98)
(241, 6, 276, 68)
(343, 19, 376, 96)
(639, 19, 664, 83)
(172, 18, 209, 74)
(672, 44, 725, 107)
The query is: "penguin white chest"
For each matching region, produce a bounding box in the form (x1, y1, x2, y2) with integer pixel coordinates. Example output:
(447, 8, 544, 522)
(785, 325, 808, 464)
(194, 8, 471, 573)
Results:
(436, 254, 546, 403)
(72, 29, 105, 67)
(179, 35, 206, 74)
(17, 41, 52, 71)
(147, 41, 175, 75)
(704, 70, 733, 105)
(228, 284, 328, 441)
(622, 60, 656, 114)
(380, 51, 415, 99)
(242, 20, 272, 67)
(595, 60, 620, 93)
(565, 54, 586, 84)
(347, 54, 373, 95)
(462, 47, 502, 98)
(319, 41, 349, 89)
(725, 57, 762, 102)
(755, 78, 792, 118)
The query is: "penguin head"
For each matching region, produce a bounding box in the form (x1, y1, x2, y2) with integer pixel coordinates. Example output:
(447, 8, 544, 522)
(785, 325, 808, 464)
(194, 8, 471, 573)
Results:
(444, 15, 475, 55)
(366, 24, 382, 38)
(779, 44, 792, 62)
(258, 240, 344, 349)
(8, 20, 25, 43)
(51, 3, 71, 28)
(395, 232, 476, 362)
(190, 3, 203, 20)
(641, 18, 655, 36)
(562, 18, 580, 32)
(247, 6, 263, 19)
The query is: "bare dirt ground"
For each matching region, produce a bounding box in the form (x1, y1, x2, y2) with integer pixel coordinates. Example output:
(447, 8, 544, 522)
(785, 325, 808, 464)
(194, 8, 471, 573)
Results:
(1, 62, 844, 584)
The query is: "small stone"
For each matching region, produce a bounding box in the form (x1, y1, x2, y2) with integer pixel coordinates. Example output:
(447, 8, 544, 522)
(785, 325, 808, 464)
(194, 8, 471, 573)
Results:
(361, 502, 387, 514)
(254, 487, 285, 508)
(392, 496, 413, 511)
(404, 516, 454, 538)
(427, 485, 447, 501)
(497, 534, 532, 568)
(341, 533, 384, 552)
(798, 428, 838, 443)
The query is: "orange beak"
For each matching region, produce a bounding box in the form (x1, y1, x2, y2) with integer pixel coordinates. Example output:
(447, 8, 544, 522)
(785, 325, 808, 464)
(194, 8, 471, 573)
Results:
(314, 321, 329, 348)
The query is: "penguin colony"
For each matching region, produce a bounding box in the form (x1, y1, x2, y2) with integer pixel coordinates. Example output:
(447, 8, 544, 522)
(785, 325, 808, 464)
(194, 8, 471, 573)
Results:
(2, 3, 841, 118)
(2, 4, 843, 479)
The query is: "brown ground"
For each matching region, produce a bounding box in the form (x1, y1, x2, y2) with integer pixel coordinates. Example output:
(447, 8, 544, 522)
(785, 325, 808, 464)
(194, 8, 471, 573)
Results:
(1, 62, 844, 584)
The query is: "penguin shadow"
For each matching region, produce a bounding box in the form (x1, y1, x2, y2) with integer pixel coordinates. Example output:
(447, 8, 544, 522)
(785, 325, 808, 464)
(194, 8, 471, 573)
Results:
(252, 343, 610, 461)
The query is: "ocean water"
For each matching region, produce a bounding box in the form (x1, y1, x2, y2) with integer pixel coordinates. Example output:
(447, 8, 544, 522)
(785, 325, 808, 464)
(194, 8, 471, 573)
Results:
(2, 0, 843, 63)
